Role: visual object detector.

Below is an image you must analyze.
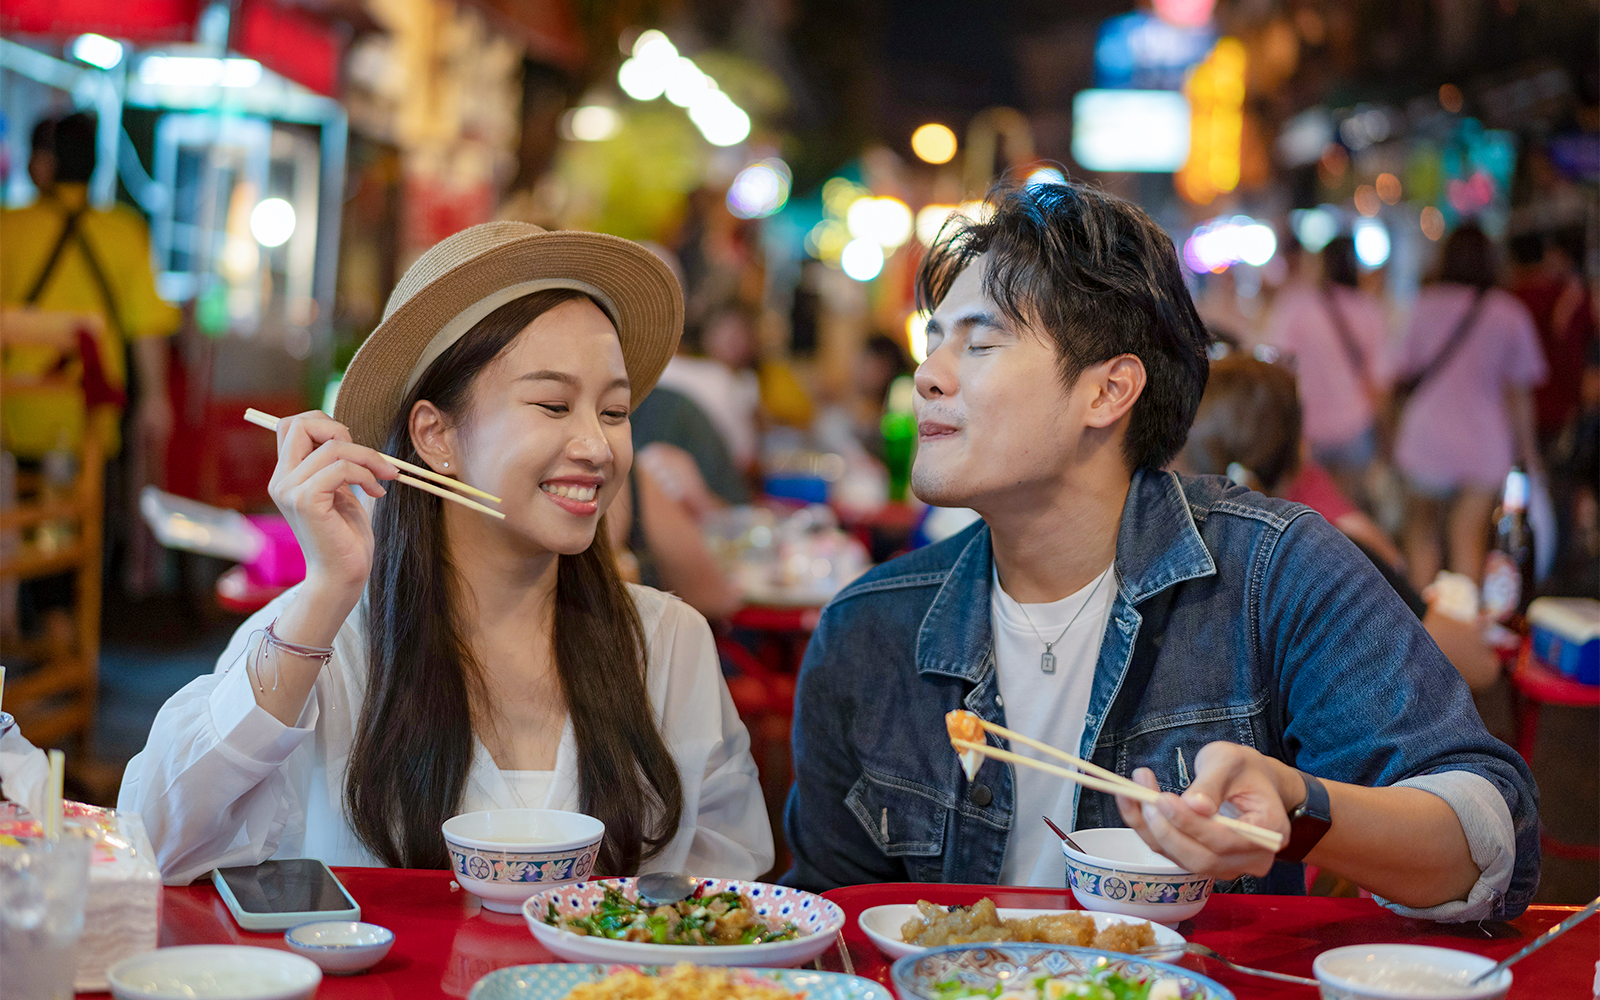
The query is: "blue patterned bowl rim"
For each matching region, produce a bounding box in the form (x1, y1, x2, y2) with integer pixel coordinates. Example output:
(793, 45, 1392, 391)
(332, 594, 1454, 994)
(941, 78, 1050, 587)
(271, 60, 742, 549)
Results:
(468, 963, 890, 1000)
(525, 876, 846, 939)
(890, 942, 1235, 1000)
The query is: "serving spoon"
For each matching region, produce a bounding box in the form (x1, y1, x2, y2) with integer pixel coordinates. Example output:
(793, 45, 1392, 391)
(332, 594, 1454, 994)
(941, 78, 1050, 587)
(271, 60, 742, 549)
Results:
(1469, 893, 1599, 985)
(635, 871, 700, 907)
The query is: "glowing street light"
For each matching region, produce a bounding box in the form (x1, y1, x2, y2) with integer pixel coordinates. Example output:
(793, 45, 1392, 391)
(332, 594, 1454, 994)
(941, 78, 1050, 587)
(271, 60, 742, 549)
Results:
(250, 198, 296, 247)
(911, 123, 958, 164)
(841, 239, 885, 282)
(846, 196, 913, 249)
(563, 106, 621, 141)
(72, 34, 124, 70)
(727, 159, 791, 218)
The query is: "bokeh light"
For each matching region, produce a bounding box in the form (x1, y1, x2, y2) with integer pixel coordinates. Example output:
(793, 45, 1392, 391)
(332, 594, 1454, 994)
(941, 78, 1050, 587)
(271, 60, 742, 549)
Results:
(841, 239, 885, 282)
(564, 106, 621, 142)
(249, 198, 296, 248)
(1375, 173, 1402, 204)
(727, 159, 791, 218)
(1291, 206, 1339, 253)
(847, 196, 913, 248)
(1420, 206, 1446, 241)
(1439, 83, 1464, 114)
(911, 124, 958, 164)
(72, 33, 124, 70)
(1354, 184, 1381, 217)
(1183, 217, 1276, 273)
(1354, 218, 1391, 268)
(1026, 166, 1067, 187)
(915, 204, 958, 247)
(906, 313, 929, 363)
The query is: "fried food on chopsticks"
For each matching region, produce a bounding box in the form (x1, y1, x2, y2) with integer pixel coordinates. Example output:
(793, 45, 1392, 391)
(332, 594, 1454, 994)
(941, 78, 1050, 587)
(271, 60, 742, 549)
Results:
(900, 898, 1157, 953)
(946, 709, 986, 781)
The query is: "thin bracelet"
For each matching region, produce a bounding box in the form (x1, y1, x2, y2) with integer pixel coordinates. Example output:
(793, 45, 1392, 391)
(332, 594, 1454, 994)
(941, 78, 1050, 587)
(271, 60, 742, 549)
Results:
(249, 618, 335, 693)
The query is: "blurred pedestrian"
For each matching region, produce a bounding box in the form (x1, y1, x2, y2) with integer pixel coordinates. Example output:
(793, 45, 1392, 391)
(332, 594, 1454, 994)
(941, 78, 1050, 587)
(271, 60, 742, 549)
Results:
(1390, 224, 1547, 590)
(656, 297, 763, 473)
(1179, 355, 1499, 690)
(1510, 227, 1598, 448)
(1265, 235, 1388, 508)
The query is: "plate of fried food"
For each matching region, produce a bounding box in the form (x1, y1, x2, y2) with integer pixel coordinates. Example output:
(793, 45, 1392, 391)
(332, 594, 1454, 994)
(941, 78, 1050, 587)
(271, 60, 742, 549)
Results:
(468, 962, 889, 1000)
(523, 878, 845, 968)
(859, 897, 1185, 962)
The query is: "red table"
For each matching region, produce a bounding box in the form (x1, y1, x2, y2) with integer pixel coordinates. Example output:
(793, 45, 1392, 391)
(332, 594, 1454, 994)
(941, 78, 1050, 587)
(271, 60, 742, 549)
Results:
(85, 872, 1595, 998)
(817, 884, 1597, 998)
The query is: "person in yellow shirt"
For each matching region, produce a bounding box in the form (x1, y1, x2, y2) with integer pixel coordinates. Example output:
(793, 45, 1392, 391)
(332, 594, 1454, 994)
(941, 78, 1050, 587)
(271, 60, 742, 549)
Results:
(2, 112, 181, 463)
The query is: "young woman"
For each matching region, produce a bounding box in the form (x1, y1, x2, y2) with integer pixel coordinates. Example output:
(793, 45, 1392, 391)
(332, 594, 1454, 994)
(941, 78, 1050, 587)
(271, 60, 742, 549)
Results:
(119, 222, 774, 884)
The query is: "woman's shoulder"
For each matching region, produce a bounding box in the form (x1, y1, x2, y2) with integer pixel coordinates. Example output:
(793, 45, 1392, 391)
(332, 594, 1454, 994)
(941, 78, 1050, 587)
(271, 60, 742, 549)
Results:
(626, 582, 711, 641)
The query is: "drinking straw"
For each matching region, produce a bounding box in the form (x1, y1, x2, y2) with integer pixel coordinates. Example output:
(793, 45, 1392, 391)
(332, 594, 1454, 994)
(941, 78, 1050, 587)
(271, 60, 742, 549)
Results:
(44, 749, 64, 840)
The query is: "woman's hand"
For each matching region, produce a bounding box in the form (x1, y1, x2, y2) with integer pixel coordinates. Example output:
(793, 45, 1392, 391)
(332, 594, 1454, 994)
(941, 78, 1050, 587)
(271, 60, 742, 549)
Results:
(1114, 742, 1295, 880)
(267, 411, 397, 616)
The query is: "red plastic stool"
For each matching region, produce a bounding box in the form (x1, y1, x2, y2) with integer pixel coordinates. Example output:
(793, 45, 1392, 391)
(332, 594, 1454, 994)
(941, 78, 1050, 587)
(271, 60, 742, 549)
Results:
(1508, 641, 1600, 861)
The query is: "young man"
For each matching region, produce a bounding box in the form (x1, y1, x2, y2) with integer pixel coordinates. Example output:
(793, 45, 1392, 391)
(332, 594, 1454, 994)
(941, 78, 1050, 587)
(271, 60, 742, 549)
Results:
(782, 182, 1537, 921)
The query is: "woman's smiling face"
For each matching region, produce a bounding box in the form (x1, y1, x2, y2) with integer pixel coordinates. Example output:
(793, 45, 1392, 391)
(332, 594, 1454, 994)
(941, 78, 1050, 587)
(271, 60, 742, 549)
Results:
(450, 297, 633, 555)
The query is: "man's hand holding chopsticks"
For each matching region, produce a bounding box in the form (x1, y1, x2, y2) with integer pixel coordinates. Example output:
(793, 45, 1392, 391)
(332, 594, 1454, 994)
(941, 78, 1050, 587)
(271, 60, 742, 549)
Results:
(1114, 741, 1296, 881)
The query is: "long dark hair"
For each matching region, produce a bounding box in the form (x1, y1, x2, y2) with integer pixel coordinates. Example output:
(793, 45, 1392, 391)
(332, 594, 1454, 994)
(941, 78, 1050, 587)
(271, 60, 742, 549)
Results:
(344, 288, 684, 874)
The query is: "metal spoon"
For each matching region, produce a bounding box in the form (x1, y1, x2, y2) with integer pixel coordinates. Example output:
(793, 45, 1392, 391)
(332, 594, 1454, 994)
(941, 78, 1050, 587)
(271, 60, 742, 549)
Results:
(635, 871, 699, 907)
(1137, 942, 1319, 987)
(1469, 894, 1600, 985)
(1041, 815, 1090, 855)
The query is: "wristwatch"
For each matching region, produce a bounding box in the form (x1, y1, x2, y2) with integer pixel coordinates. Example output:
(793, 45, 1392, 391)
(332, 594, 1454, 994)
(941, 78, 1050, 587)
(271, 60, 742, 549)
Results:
(1276, 769, 1332, 862)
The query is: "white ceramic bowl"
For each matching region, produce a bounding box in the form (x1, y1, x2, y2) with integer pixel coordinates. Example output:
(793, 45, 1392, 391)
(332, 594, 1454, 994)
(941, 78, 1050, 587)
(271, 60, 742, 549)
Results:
(284, 920, 395, 975)
(857, 903, 1186, 962)
(442, 808, 604, 914)
(522, 876, 845, 968)
(1314, 944, 1511, 1000)
(1061, 827, 1214, 924)
(107, 945, 321, 1000)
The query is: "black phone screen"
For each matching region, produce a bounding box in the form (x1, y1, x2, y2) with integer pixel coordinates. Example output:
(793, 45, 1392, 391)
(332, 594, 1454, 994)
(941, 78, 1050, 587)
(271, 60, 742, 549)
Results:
(216, 859, 354, 914)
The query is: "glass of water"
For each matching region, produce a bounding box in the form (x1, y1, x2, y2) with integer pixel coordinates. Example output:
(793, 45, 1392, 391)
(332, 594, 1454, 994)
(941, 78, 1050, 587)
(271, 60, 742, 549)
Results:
(0, 834, 91, 1000)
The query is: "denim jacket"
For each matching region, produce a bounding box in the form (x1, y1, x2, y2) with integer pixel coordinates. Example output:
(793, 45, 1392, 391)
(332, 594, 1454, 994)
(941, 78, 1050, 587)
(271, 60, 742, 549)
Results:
(783, 470, 1539, 919)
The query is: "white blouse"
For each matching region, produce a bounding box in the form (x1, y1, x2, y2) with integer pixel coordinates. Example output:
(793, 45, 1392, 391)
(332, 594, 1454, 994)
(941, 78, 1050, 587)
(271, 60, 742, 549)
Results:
(118, 584, 774, 885)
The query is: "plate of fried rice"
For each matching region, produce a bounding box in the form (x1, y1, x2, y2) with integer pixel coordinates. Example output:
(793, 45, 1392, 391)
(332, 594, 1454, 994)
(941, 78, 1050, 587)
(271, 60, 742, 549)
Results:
(468, 962, 889, 1000)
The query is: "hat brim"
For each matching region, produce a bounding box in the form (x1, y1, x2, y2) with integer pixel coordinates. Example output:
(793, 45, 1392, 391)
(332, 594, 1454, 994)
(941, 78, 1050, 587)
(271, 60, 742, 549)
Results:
(334, 230, 682, 450)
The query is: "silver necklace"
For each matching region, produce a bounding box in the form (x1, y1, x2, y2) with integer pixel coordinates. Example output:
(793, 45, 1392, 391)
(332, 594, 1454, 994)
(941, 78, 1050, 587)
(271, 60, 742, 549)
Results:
(1011, 568, 1111, 674)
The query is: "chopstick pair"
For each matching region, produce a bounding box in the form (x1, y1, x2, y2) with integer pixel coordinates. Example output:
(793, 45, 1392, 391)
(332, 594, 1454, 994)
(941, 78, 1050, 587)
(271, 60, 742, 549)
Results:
(244, 409, 505, 520)
(949, 713, 1285, 853)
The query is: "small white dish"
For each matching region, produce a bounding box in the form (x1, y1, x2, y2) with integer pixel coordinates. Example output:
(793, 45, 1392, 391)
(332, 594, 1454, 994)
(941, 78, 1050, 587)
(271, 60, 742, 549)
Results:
(284, 920, 395, 975)
(1062, 827, 1214, 924)
(1314, 944, 1511, 1000)
(443, 808, 604, 914)
(107, 945, 320, 1000)
(858, 903, 1186, 962)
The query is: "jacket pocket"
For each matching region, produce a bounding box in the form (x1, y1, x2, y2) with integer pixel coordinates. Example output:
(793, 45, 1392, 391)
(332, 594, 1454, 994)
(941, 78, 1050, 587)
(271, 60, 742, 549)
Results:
(845, 767, 948, 862)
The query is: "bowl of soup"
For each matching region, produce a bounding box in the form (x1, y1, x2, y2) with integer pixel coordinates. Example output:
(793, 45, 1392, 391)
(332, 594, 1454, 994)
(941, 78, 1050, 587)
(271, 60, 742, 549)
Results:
(1313, 944, 1511, 999)
(441, 809, 604, 913)
(1061, 828, 1214, 925)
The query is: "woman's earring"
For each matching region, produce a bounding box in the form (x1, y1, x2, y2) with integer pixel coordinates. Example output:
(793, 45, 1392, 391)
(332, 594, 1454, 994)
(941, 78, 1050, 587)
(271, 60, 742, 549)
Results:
(442, 462, 449, 469)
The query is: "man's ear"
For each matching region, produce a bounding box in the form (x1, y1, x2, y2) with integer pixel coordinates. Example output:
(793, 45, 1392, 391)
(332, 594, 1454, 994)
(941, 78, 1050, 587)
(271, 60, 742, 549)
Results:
(409, 400, 456, 473)
(1083, 354, 1146, 429)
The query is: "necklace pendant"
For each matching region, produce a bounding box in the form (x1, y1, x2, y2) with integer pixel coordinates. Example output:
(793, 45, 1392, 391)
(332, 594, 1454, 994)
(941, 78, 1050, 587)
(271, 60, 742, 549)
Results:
(1040, 650, 1057, 674)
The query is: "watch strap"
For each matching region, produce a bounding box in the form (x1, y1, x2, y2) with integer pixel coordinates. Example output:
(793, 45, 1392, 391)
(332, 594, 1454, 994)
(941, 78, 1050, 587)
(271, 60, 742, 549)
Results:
(1277, 769, 1332, 862)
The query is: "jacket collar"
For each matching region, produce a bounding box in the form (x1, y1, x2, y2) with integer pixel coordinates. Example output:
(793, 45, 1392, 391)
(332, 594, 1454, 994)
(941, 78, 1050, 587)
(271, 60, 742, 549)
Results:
(915, 468, 1215, 680)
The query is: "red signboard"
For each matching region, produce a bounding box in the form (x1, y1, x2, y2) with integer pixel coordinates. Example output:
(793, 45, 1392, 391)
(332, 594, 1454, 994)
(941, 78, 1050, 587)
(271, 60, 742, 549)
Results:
(234, 0, 343, 97)
(0, 0, 200, 42)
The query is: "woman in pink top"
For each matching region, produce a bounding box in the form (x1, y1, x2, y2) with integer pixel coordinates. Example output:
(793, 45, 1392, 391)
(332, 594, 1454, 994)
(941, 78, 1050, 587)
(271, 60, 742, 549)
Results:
(1391, 225, 1547, 590)
(1267, 235, 1389, 505)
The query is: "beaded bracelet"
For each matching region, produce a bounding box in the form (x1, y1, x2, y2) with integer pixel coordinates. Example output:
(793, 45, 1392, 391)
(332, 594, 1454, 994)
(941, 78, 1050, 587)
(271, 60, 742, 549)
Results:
(248, 618, 335, 693)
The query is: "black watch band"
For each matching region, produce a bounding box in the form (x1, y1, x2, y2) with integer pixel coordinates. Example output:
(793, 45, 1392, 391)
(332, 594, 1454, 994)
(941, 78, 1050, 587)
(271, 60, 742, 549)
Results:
(1277, 769, 1332, 862)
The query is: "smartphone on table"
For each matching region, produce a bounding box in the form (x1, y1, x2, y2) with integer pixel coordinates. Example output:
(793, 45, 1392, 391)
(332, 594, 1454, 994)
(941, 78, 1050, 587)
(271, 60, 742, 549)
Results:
(211, 858, 361, 931)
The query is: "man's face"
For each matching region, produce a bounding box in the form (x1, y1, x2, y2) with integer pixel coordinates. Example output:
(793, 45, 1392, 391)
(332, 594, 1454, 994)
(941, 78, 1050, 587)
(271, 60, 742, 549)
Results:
(911, 257, 1092, 511)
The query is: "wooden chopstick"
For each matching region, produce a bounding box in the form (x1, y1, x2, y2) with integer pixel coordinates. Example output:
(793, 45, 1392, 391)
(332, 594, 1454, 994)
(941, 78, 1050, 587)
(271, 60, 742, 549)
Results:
(972, 716, 1146, 799)
(243, 409, 503, 505)
(951, 738, 1285, 852)
(393, 473, 505, 519)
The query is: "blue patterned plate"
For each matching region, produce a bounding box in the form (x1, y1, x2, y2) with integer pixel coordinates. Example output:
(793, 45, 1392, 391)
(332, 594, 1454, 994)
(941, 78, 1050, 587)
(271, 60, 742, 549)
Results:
(891, 943, 1235, 999)
(468, 964, 891, 1000)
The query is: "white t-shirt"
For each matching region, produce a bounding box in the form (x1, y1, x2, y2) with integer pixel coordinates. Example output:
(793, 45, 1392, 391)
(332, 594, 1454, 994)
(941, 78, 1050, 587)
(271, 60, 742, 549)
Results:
(992, 562, 1117, 887)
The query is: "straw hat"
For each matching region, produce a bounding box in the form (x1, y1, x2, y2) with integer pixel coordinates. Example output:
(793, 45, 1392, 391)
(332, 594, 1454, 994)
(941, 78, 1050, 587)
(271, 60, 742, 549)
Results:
(334, 221, 683, 449)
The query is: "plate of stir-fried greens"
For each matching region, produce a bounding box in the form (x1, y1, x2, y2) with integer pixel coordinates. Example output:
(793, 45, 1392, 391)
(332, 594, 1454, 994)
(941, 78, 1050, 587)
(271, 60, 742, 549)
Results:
(522, 877, 846, 968)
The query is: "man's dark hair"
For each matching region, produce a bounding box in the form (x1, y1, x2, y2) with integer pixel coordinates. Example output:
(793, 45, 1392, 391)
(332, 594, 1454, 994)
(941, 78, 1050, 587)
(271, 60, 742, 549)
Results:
(1321, 235, 1360, 288)
(1436, 223, 1496, 290)
(915, 180, 1211, 470)
(52, 113, 97, 183)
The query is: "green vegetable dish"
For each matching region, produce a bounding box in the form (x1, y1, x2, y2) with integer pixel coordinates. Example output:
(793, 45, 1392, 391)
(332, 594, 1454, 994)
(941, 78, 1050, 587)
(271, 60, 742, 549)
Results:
(544, 887, 802, 946)
(931, 969, 1185, 1000)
